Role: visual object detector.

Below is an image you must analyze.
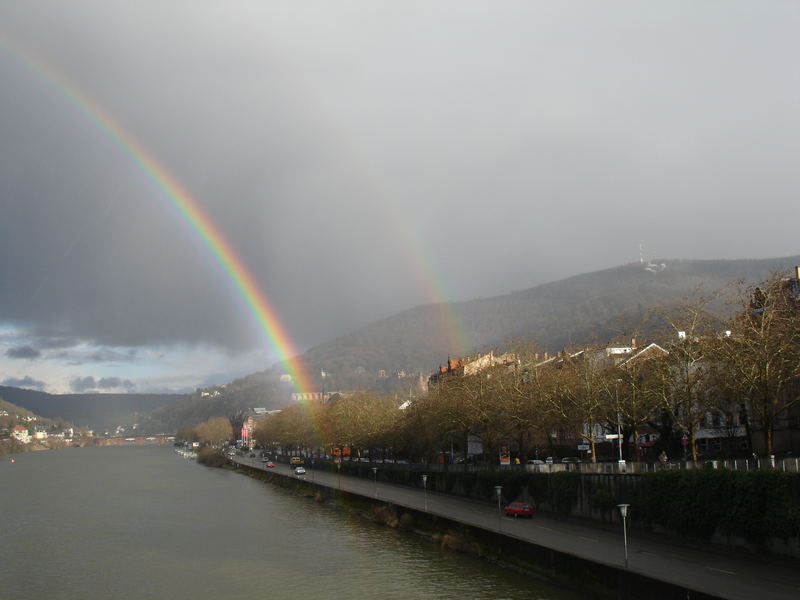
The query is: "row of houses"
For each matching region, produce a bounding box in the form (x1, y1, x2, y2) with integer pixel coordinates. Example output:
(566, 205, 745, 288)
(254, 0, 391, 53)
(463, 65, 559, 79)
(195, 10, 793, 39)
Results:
(7, 426, 79, 444)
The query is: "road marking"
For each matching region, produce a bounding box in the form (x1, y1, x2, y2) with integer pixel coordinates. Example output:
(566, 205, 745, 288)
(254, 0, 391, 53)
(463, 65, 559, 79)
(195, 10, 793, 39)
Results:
(579, 536, 598, 543)
(537, 526, 554, 531)
(639, 551, 657, 557)
(705, 566, 735, 576)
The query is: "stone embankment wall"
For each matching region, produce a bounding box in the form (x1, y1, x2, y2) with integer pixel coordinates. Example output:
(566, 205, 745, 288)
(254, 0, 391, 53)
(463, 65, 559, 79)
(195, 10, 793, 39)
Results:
(336, 462, 800, 558)
(234, 462, 724, 600)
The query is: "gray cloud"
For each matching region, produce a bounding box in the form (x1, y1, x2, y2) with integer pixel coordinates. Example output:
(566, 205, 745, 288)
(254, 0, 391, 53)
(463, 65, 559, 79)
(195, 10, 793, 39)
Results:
(70, 376, 97, 392)
(97, 376, 135, 390)
(6, 346, 42, 359)
(69, 375, 135, 392)
(0, 0, 798, 364)
(32, 335, 80, 350)
(88, 349, 137, 363)
(2, 375, 47, 390)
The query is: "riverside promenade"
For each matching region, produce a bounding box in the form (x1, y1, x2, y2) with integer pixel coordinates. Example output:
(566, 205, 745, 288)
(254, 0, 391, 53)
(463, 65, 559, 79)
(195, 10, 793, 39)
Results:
(232, 456, 800, 600)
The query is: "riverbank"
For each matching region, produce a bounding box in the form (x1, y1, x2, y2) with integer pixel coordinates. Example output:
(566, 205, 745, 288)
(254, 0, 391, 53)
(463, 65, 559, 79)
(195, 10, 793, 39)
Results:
(229, 458, 738, 600)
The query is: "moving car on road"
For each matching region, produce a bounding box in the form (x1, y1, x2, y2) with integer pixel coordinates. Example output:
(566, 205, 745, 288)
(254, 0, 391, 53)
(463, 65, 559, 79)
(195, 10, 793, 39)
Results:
(294, 467, 306, 476)
(504, 502, 535, 518)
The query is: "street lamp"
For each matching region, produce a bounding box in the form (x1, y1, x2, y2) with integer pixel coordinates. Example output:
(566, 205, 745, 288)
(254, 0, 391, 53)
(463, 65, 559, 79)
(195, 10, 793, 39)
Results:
(372, 467, 378, 498)
(494, 485, 503, 532)
(617, 503, 631, 568)
(422, 474, 428, 511)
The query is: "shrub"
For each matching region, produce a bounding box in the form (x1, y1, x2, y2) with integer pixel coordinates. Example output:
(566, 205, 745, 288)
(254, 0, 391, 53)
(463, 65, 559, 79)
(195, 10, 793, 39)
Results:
(196, 446, 228, 468)
(590, 486, 617, 513)
(549, 472, 580, 513)
(638, 469, 800, 543)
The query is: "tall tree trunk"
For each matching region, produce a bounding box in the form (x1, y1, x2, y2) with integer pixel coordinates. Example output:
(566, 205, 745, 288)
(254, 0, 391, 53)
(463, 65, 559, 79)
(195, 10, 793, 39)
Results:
(765, 425, 773, 457)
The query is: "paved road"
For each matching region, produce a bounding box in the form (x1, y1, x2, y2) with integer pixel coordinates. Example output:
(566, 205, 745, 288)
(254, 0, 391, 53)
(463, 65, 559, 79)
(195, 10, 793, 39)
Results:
(233, 457, 800, 600)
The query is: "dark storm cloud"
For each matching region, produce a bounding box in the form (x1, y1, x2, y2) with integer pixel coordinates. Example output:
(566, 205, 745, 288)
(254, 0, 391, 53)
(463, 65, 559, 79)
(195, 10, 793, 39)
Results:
(3, 375, 47, 390)
(6, 346, 41, 359)
(0, 1, 799, 360)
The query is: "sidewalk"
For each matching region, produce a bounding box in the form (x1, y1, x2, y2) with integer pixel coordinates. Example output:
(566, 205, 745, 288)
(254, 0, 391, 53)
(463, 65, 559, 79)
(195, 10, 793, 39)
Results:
(234, 456, 800, 600)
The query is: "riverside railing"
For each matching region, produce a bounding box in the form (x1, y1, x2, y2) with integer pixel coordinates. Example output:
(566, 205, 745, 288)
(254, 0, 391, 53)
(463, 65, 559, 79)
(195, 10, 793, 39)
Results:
(310, 456, 800, 475)
(267, 451, 800, 475)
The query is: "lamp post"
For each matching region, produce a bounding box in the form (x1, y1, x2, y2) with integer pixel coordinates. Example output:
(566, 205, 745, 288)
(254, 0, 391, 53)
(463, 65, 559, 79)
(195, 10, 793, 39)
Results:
(372, 467, 378, 498)
(494, 485, 503, 532)
(422, 474, 428, 511)
(617, 503, 630, 568)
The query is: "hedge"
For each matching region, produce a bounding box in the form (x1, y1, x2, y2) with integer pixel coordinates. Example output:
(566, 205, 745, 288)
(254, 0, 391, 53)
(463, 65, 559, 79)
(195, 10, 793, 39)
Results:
(635, 469, 800, 543)
(326, 461, 800, 544)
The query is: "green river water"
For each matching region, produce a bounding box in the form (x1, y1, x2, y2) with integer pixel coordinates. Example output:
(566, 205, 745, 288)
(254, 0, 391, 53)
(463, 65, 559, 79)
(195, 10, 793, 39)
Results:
(0, 446, 586, 600)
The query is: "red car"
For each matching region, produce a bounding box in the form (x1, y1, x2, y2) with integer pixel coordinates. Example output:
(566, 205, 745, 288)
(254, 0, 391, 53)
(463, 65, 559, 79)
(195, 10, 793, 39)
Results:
(265, 461, 274, 468)
(504, 502, 535, 518)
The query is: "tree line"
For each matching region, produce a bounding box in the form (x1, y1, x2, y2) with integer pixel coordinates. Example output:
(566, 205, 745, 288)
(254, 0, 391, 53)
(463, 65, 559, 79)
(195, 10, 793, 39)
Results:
(196, 274, 800, 463)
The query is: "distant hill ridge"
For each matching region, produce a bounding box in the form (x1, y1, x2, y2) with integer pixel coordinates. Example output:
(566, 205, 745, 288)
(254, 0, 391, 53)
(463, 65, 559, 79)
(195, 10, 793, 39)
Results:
(6, 256, 799, 433)
(296, 256, 800, 389)
(0, 386, 181, 431)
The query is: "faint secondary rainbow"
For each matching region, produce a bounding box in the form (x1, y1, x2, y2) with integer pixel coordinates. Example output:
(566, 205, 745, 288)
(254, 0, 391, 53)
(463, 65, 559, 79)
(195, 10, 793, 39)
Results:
(0, 36, 313, 394)
(263, 70, 472, 360)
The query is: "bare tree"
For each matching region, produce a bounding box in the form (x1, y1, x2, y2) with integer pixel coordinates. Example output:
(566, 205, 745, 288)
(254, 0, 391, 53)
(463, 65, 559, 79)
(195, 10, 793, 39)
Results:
(649, 296, 720, 461)
(707, 274, 800, 455)
(195, 417, 233, 446)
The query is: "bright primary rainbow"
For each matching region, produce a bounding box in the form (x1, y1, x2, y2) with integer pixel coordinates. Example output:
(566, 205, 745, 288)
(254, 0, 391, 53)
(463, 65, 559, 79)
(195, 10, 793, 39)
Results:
(0, 36, 314, 394)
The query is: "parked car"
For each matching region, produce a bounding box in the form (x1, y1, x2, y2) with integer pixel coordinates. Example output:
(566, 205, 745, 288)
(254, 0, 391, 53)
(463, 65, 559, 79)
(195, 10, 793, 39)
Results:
(545, 457, 554, 464)
(294, 466, 306, 476)
(526, 459, 545, 465)
(561, 457, 581, 464)
(504, 502, 535, 518)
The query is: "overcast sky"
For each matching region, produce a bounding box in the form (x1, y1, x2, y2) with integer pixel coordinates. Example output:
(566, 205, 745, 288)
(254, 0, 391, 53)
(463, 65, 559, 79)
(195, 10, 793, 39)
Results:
(1, 1, 798, 393)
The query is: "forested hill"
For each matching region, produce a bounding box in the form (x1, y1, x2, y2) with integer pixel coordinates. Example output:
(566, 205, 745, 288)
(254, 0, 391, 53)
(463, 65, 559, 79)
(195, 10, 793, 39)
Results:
(0, 386, 181, 432)
(83, 255, 800, 433)
(296, 256, 800, 390)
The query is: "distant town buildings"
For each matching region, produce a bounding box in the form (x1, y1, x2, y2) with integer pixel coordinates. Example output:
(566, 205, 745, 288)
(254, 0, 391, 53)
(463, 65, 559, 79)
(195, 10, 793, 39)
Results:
(240, 408, 281, 446)
(11, 425, 30, 444)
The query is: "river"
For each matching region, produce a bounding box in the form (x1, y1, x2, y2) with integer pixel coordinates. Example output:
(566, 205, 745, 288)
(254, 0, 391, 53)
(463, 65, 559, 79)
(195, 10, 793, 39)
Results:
(1, 446, 586, 599)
